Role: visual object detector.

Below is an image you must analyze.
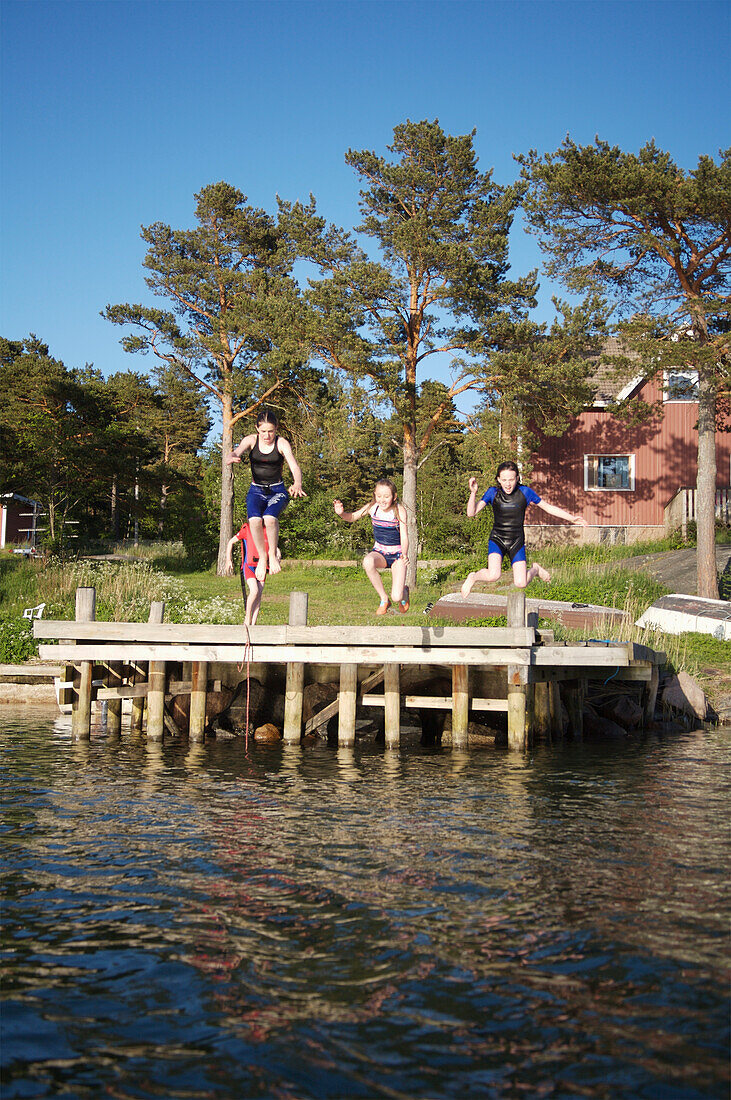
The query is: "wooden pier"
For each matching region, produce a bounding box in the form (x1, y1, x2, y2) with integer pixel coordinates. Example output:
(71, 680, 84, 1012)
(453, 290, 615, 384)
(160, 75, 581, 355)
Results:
(35, 587, 663, 751)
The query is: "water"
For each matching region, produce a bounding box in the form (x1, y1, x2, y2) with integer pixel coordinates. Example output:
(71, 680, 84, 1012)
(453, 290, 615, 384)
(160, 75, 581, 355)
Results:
(1, 710, 729, 1100)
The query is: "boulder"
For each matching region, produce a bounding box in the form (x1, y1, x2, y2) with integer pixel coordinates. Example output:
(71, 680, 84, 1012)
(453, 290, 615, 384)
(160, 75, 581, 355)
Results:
(583, 711, 628, 739)
(207, 677, 281, 738)
(601, 694, 644, 730)
(302, 682, 338, 726)
(253, 723, 282, 742)
(662, 672, 710, 721)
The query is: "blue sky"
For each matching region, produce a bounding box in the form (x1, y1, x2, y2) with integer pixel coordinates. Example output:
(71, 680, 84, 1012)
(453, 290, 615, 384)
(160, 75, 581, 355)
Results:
(1, 0, 729, 420)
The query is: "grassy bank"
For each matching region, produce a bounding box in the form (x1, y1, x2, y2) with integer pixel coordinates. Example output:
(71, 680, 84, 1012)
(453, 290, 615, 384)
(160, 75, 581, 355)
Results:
(1, 543, 729, 708)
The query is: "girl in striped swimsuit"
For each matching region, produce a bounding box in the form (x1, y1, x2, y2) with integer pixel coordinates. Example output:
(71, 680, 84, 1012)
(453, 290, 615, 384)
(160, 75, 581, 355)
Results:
(334, 479, 410, 615)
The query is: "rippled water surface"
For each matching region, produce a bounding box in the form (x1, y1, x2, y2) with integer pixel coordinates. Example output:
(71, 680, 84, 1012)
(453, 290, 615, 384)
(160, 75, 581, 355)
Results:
(1, 709, 729, 1099)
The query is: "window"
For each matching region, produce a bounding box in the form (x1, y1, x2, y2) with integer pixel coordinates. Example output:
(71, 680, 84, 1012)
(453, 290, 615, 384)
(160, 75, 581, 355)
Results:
(584, 454, 635, 491)
(664, 369, 699, 401)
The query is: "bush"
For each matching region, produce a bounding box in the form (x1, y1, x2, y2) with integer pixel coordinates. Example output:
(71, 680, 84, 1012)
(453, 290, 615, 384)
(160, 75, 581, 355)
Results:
(0, 616, 38, 663)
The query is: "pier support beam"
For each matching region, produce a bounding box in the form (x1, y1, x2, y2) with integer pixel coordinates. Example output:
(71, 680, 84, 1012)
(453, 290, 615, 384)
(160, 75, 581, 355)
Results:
(564, 678, 585, 741)
(384, 664, 400, 749)
(452, 664, 469, 749)
(132, 601, 165, 732)
(71, 587, 96, 741)
(189, 661, 208, 743)
(507, 589, 529, 751)
(105, 661, 123, 735)
(283, 592, 308, 743)
(643, 665, 660, 727)
(338, 663, 358, 746)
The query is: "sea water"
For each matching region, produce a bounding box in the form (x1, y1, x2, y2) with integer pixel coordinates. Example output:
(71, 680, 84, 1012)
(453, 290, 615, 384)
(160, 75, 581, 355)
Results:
(1, 709, 729, 1099)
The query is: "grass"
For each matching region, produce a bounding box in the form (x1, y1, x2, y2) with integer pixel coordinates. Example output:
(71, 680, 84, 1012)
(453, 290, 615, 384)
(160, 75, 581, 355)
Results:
(1, 541, 729, 710)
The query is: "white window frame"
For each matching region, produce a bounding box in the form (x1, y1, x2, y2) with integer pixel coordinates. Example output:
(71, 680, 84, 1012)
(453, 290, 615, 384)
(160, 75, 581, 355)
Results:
(663, 368, 699, 402)
(584, 454, 635, 492)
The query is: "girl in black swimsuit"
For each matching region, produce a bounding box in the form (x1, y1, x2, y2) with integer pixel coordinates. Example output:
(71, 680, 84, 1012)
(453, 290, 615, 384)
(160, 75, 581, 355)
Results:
(461, 462, 586, 597)
(226, 409, 306, 582)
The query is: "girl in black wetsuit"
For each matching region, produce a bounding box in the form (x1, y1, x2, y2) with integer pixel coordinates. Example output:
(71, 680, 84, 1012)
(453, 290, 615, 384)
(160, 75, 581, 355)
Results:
(226, 409, 306, 582)
(461, 461, 586, 597)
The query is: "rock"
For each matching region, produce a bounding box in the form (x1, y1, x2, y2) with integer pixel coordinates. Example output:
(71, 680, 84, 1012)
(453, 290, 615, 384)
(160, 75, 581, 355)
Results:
(170, 686, 234, 730)
(302, 682, 338, 726)
(583, 711, 628, 739)
(207, 677, 280, 737)
(601, 694, 643, 729)
(253, 723, 281, 742)
(661, 672, 710, 721)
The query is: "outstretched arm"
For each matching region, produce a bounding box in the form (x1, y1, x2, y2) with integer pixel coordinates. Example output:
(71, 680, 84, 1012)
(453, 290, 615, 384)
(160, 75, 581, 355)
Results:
(333, 500, 371, 523)
(279, 438, 307, 498)
(225, 434, 256, 465)
(536, 499, 587, 526)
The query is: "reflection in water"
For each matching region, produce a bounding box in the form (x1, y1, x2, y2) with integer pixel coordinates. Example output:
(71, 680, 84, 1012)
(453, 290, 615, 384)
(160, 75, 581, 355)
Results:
(1, 710, 729, 1099)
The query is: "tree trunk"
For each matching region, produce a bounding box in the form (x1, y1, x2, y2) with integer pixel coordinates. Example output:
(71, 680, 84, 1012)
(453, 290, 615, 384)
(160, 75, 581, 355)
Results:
(217, 388, 235, 576)
(402, 431, 418, 591)
(696, 373, 718, 599)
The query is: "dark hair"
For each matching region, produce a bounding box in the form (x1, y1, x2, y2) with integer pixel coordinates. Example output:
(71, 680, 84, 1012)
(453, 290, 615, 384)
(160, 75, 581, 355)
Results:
(256, 407, 279, 428)
(496, 461, 520, 483)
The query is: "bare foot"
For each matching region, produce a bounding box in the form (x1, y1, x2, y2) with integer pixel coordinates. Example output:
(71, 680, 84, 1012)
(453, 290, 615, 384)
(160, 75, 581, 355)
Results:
(268, 553, 282, 575)
(255, 559, 267, 582)
(533, 563, 551, 583)
(461, 572, 476, 598)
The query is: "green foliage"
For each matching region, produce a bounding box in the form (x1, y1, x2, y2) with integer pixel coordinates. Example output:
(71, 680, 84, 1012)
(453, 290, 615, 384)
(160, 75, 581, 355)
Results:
(0, 616, 38, 663)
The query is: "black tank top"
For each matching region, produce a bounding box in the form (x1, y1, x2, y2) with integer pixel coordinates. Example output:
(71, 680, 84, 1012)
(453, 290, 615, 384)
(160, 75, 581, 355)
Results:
(491, 487, 529, 545)
(250, 438, 284, 485)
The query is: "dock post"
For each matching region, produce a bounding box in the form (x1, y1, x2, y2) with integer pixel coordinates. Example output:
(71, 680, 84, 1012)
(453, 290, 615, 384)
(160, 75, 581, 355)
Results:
(507, 589, 528, 751)
(643, 664, 660, 727)
(549, 681, 563, 740)
(384, 664, 401, 749)
(283, 592, 308, 743)
(338, 663, 358, 746)
(189, 661, 208, 743)
(105, 662, 123, 735)
(71, 587, 96, 741)
(534, 681, 552, 744)
(146, 659, 166, 742)
(132, 601, 164, 732)
(564, 679, 584, 741)
(452, 664, 469, 748)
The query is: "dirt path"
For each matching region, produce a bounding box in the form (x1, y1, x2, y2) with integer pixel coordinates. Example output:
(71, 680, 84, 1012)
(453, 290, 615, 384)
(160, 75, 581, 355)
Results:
(615, 544, 731, 595)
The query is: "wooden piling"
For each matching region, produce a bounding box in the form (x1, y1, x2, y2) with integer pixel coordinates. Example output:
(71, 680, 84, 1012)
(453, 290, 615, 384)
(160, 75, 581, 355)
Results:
(564, 678, 585, 741)
(132, 601, 165, 732)
(105, 661, 123, 735)
(189, 661, 208, 743)
(452, 664, 469, 748)
(283, 592, 308, 743)
(534, 681, 552, 744)
(384, 664, 400, 749)
(507, 589, 528, 751)
(338, 663, 358, 746)
(643, 665, 660, 727)
(71, 587, 96, 741)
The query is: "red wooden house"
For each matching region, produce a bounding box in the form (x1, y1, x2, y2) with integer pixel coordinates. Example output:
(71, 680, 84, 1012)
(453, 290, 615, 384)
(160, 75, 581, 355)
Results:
(527, 337, 731, 546)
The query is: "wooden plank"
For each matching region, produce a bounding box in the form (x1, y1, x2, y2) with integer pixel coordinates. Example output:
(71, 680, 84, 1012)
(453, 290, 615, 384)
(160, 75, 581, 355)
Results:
(531, 645, 631, 667)
(39, 643, 535, 666)
(95, 678, 223, 701)
(35, 620, 535, 648)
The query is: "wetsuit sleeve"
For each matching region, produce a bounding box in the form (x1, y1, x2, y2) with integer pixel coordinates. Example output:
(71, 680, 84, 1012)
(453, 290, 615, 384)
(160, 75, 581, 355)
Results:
(521, 487, 541, 505)
(481, 487, 497, 505)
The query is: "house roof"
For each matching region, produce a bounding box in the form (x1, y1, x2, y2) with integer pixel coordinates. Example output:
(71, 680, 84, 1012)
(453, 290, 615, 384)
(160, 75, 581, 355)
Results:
(587, 335, 644, 406)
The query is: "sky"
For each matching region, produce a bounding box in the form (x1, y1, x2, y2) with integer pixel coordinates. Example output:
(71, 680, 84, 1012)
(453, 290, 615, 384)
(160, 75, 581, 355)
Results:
(1, 0, 729, 424)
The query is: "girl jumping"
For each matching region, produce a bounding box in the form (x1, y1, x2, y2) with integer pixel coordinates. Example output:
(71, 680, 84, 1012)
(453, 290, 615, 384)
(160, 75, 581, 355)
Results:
(226, 408, 306, 582)
(334, 479, 410, 615)
(461, 461, 586, 597)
